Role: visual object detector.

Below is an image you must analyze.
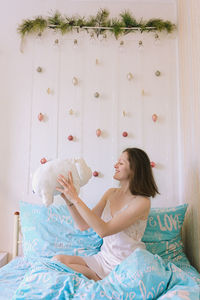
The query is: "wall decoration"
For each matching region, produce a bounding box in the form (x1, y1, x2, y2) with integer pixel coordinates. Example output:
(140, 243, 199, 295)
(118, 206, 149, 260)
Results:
(138, 40, 143, 48)
(122, 110, 127, 117)
(72, 77, 78, 86)
(47, 88, 53, 95)
(93, 171, 99, 177)
(40, 157, 47, 164)
(155, 70, 161, 77)
(69, 109, 74, 115)
(73, 39, 78, 48)
(152, 114, 158, 122)
(122, 131, 128, 137)
(150, 161, 156, 168)
(68, 135, 74, 141)
(94, 92, 100, 98)
(37, 66, 42, 73)
(96, 129, 102, 137)
(154, 33, 160, 43)
(127, 72, 133, 81)
(38, 113, 44, 121)
(17, 9, 176, 41)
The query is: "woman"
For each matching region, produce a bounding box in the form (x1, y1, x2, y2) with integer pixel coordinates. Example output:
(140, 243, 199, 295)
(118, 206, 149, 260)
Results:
(53, 148, 159, 281)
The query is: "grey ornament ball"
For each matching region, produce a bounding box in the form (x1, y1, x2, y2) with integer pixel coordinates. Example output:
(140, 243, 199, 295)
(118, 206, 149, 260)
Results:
(94, 92, 100, 98)
(155, 70, 161, 77)
(37, 67, 42, 73)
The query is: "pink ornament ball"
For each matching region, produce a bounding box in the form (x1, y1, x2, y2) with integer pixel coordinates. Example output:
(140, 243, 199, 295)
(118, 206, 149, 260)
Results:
(150, 161, 156, 168)
(40, 157, 47, 164)
(122, 131, 128, 137)
(96, 129, 102, 137)
(152, 114, 158, 122)
(93, 171, 99, 177)
(68, 135, 74, 141)
(38, 113, 44, 121)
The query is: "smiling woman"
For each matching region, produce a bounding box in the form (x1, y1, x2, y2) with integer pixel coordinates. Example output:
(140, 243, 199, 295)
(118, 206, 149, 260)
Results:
(52, 147, 159, 280)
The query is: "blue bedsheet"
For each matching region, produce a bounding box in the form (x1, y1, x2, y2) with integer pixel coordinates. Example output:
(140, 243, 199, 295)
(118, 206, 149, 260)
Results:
(0, 249, 199, 300)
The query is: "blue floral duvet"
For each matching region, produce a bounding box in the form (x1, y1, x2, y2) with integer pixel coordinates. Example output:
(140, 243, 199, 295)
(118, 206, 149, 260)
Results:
(0, 248, 199, 300)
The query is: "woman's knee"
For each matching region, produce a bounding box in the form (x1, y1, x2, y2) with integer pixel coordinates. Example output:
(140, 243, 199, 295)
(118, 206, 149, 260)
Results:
(52, 254, 70, 264)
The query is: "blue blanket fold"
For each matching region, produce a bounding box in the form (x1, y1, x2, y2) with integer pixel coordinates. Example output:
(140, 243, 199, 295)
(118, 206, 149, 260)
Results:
(12, 249, 199, 300)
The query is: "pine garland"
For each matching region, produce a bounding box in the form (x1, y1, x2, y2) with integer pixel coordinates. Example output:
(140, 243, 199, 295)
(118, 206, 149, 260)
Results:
(17, 9, 176, 39)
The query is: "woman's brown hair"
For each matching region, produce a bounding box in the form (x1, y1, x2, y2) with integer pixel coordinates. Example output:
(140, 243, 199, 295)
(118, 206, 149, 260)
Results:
(123, 148, 159, 198)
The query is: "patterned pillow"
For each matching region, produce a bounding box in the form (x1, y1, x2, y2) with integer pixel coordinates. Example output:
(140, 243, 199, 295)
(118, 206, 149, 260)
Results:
(142, 204, 188, 261)
(20, 201, 102, 258)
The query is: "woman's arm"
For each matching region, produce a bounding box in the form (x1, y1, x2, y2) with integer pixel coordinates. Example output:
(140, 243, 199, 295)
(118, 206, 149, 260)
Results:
(60, 193, 89, 231)
(58, 178, 113, 231)
(57, 173, 150, 237)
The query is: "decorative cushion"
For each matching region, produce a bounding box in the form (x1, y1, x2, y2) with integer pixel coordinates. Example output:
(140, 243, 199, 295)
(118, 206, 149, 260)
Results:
(142, 204, 188, 261)
(20, 201, 102, 258)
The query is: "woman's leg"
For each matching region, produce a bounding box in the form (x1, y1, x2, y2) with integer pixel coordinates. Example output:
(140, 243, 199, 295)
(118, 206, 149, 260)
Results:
(52, 254, 101, 281)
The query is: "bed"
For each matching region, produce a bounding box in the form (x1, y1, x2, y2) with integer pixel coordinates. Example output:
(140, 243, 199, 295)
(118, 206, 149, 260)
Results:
(0, 201, 199, 299)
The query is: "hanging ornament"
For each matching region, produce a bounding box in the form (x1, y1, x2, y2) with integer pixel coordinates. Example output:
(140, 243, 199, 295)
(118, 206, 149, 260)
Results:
(154, 33, 160, 45)
(99, 33, 107, 41)
(69, 109, 74, 115)
(72, 77, 78, 86)
(68, 135, 74, 141)
(150, 161, 156, 168)
(37, 66, 42, 73)
(47, 88, 52, 94)
(73, 39, 78, 48)
(40, 157, 47, 164)
(138, 40, 143, 48)
(155, 70, 161, 77)
(127, 72, 133, 81)
(95, 58, 99, 65)
(119, 40, 124, 52)
(96, 128, 102, 137)
(94, 92, 100, 98)
(93, 171, 99, 177)
(54, 39, 59, 44)
(90, 32, 94, 39)
(122, 110, 126, 117)
(152, 114, 158, 122)
(38, 113, 44, 121)
(122, 131, 128, 137)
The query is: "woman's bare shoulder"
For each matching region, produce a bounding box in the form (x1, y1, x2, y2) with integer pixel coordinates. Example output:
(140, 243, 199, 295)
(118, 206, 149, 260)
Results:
(106, 187, 118, 194)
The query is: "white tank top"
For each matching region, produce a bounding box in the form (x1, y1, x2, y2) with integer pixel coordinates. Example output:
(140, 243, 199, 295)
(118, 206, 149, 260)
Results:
(100, 199, 148, 266)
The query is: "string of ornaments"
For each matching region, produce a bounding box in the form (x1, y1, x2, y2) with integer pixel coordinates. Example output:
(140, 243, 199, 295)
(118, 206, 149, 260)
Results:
(27, 9, 175, 175)
(37, 62, 158, 174)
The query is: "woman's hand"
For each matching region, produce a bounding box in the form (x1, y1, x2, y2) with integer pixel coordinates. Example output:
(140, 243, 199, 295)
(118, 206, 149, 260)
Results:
(56, 172, 79, 203)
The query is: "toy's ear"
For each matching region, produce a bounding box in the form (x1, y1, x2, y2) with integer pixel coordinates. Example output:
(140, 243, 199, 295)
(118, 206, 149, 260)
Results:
(75, 158, 92, 186)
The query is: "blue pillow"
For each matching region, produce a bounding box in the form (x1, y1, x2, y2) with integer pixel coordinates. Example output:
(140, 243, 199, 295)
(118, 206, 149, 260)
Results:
(20, 201, 102, 258)
(142, 204, 188, 242)
(142, 204, 188, 261)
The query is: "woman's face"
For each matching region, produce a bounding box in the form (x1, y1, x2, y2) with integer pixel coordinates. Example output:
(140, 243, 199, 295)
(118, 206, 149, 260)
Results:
(113, 151, 131, 181)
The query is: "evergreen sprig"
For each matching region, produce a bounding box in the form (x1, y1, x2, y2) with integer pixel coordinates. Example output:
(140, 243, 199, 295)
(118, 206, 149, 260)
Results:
(17, 9, 176, 38)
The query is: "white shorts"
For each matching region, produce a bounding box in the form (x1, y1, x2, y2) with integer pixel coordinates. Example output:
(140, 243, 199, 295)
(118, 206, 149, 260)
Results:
(83, 251, 114, 279)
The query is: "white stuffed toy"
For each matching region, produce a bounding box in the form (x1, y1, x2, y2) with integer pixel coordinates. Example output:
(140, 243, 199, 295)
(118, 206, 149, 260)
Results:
(32, 158, 92, 206)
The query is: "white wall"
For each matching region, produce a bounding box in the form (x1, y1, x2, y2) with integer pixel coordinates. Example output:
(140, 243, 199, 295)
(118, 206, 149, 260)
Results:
(0, 0, 178, 258)
(177, 0, 200, 272)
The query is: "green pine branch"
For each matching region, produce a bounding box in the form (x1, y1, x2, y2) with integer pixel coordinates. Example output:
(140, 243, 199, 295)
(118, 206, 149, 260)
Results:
(17, 9, 176, 38)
